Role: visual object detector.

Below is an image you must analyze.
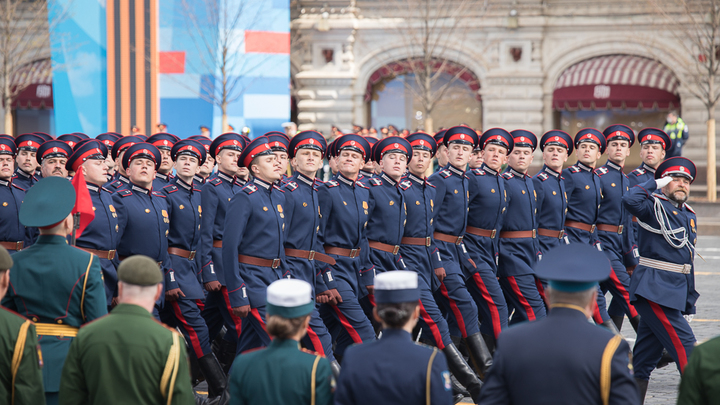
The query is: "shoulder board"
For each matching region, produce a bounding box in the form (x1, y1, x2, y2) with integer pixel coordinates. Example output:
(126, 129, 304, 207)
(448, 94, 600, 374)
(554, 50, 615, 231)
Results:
(471, 168, 485, 176)
(536, 172, 549, 181)
(684, 203, 695, 214)
(11, 183, 25, 191)
(101, 187, 114, 194)
(314, 179, 324, 185)
(356, 181, 369, 189)
(240, 347, 266, 355)
(300, 348, 320, 356)
(632, 168, 646, 176)
(32, 175, 39, 181)
(622, 173, 629, 179)
(439, 170, 451, 178)
(569, 166, 581, 173)
(209, 178, 222, 186)
(426, 180, 436, 188)
(273, 184, 285, 192)
(151, 191, 165, 198)
(192, 187, 202, 192)
(109, 180, 124, 189)
(370, 178, 383, 186)
(502, 172, 513, 179)
(594, 167, 609, 176)
(163, 184, 178, 193)
(399, 180, 412, 190)
(118, 189, 132, 197)
(285, 181, 298, 191)
(325, 180, 339, 188)
(0, 306, 29, 321)
(243, 183, 258, 194)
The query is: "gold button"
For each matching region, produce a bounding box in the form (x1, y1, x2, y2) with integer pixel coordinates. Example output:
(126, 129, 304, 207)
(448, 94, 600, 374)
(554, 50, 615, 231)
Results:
(263, 207, 268, 211)
(502, 207, 506, 213)
(145, 209, 150, 213)
(454, 190, 458, 194)
(317, 226, 319, 232)
(491, 189, 495, 193)
(416, 201, 420, 205)
(389, 201, 394, 206)
(179, 205, 185, 209)
(585, 185, 590, 190)
(115, 225, 119, 231)
(303, 202, 308, 207)
(673, 211, 678, 215)
(32, 317, 38, 322)
(92, 206, 96, 211)
(2, 202, 6, 207)
(611, 183, 616, 187)
(57, 319, 63, 324)
(522, 190, 526, 194)
(430, 219, 433, 224)
(343, 201, 347, 205)
(228, 198, 231, 201)
(552, 191, 557, 195)
(165, 230, 169, 236)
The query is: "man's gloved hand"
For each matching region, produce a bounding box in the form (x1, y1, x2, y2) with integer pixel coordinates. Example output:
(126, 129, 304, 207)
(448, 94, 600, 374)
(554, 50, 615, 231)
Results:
(684, 314, 694, 323)
(656, 176, 673, 189)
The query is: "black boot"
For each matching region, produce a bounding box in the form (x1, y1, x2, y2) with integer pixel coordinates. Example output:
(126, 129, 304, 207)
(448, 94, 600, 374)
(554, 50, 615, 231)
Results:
(635, 378, 648, 403)
(656, 349, 675, 369)
(330, 359, 341, 379)
(443, 343, 482, 403)
(189, 352, 202, 385)
(481, 333, 496, 355)
(600, 319, 621, 335)
(197, 353, 227, 399)
(213, 338, 237, 375)
(450, 335, 470, 360)
(610, 315, 625, 332)
(465, 333, 493, 380)
(450, 376, 470, 404)
(629, 315, 641, 333)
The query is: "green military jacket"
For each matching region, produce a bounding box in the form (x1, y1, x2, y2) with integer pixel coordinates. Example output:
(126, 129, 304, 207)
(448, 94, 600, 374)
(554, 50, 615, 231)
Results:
(58, 303, 194, 405)
(229, 338, 334, 405)
(677, 335, 720, 405)
(0, 307, 45, 405)
(1, 235, 106, 393)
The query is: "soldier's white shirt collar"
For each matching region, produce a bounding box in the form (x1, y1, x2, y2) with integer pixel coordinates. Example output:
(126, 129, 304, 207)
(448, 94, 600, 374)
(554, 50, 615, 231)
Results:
(576, 162, 594, 172)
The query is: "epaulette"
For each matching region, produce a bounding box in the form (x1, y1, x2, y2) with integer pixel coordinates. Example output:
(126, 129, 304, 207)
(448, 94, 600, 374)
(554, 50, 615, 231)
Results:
(109, 180, 124, 189)
(101, 187, 114, 194)
(399, 180, 412, 190)
(569, 166, 581, 173)
(163, 184, 179, 193)
(471, 168, 485, 176)
(632, 168, 646, 176)
(243, 183, 258, 194)
(11, 183, 25, 191)
(594, 167, 609, 176)
(536, 172, 549, 181)
(151, 191, 165, 198)
(369, 178, 383, 186)
(300, 347, 320, 356)
(192, 187, 202, 193)
(356, 181, 369, 189)
(209, 178, 222, 186)
(326, 180, 339, 188)
(684, 202, 695, 214)
(426, 180, 436, 188)
(502, 172, 513, 180)
(439, 170, 451, 178)
(273, 184, 284, 192)
(241, 347, 266, 355)
(285, 181, 298, 192)
(314, 178, 324, 185)
(118, 189, 132, 197)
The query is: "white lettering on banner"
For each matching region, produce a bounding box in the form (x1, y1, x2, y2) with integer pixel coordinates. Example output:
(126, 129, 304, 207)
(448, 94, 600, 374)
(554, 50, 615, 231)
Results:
(593, 85, 611, 99)
(36, 85, 51, 98)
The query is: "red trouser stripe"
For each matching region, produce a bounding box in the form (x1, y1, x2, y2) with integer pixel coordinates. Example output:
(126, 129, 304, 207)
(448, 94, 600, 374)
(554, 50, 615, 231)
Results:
(472, 273, 503, 339)
(368, 293, 376, 306)
(592, 300, 604, 324)
(305, 326, 325, 356)
(649, 300, 689, 372)
(418, 300, 445, 349)
(332, 306, 363, 344)
(536, 278, 549, 308)
(438, 282, 468, 338)
(609, 269, 639, 318)
(221, 287, 243, 338)
(171, 301, 204, 358)
(195, 299, 205, 312)
(507, 276, 536, 321)
(250, 308, 269, 335)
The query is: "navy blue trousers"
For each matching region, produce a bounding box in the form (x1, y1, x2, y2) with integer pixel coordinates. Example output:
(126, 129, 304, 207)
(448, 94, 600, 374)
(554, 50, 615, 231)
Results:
(202, 287, 243, 343)
(319, 279, 377, 358)
(499, 274, 546, 324)
(434, 272, 480, 338)
(466, 266, 508, 339)
(601, 255, 639, 319)
(160, 298, 212, 359)
(302, 305, 336, 362)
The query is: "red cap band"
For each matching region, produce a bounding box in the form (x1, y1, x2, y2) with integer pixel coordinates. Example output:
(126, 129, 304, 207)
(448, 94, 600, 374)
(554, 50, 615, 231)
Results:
(661, 165, 693, 179)
(215, 139, 243, 156)
(338, 140, 366, 159)
(544, 135, 568, 149)
(484, 135, 509, 148)
(42, 146, 70, 159)
(118, 142, 137, 153)
(447, 133, 473, 144)
(641, 134, 666, 149)
(151, 139, 174, 149)
(243, 143, 272, 168)
(72, 147, 104, 172)
(101, 140, 115, 148)
(579, 133, 602, 145)
(410, 139, 432, 150)
(17, 140, 39, 149)
(381, 142, 408, 156)
(128, 148, 156, 164)
(178, 144, 201, 158)
(293, 137, 322, 153)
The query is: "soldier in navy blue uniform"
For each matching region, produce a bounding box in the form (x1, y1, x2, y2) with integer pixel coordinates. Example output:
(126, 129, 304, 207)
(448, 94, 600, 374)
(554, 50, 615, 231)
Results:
(66, 141, 120, 309)
(464, 129, 513, 350)
(432, 129, 448, 172)
(597, 125, 641, 334)
(96, 133, 121, 180)
(562, 129, 614, 329)
(12, 134, 43, 189)
(188, 135, 214, 184)
(623, 157, 699, 401)
(0, 137, 31, 254)
(37, 140, 72, 179)
(358, 136, 378, 180)
(479, 243, 638, 405)
(263, 132, 291, 184)
(105, 136, 143, 190)
(199, 133, 247, 362)
(146, 133, 179, 188)
(111, 143, 171, 318)
(402, 132, 483, 402)
(496, 130, 545, 324)
(282, 131, 341, 372)
(222, 136, 286, 354)
(57, 134, 83, 150)
(334, 271, 453, 405)
(316, 135, 377, 359)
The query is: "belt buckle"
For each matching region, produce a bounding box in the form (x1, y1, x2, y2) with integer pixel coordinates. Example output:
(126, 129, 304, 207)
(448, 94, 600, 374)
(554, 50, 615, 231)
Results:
(392, 245, 400, 255)
(350, 248, 359, 258)
(188, 250, 196, 260)
(108, 250, 116, 260)
(683, 264, 691, 274)
(455, 236, 463, 245)
(617, 225, 624, 235)
(490, 229, 496, 239)
(271, 258, 281, 269)
(590, 224, 596, 233)
(558, 230, 564, 240)
(308, 250, 316, 261)
(532, 229, 537, 238)
(16, 241, 23, 251)
(425, 237, 431, 247)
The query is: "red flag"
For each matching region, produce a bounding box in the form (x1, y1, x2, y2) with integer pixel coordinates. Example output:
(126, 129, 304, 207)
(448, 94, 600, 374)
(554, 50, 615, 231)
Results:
(71, 172, 95, 238)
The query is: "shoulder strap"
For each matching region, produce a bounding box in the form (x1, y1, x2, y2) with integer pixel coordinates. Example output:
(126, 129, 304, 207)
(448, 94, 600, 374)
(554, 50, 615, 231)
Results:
(310, 354, 321, 405)
(600, 335, 623, 405)
(426, 348, 439, 405)
(160, 332, 181, 405)
(11, 320, 32, 405)
(80, 254, 93, 322)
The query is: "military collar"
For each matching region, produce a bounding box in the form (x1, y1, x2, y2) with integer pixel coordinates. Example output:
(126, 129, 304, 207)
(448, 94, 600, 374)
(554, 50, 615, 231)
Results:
(337, 173, 357, 187)
(295, 172, 315, 187)
(217, 171, 235, 183)
(87, 183, 100, 193)
(446, 164, 465, 177)
(543, 165, 561, 178)
(193, 174, 206, 184)
(508, 167, 527, 178)
(14, 168, 32, 178)
(641, 162, 657, 174)
(605, 160, 623, 171)
(359, 169, 374, 179)
(480, 163, 498, 176)
(131, 183, 151, 194)
(235, 178, 247, 187)
(175, 177, 193, 191)
(576, 162, 594, 172)
(381, 172, 397, 186)
(0, 179, 9, 187)
(407, 172, 425, 185)
(155, 172, 170, 182)
(252, 177, 272, 190)
(117, 174, 130, 183)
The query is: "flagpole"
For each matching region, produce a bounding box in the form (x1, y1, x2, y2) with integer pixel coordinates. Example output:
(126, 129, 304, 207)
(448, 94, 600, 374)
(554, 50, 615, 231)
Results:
(70, 212, 80, 246)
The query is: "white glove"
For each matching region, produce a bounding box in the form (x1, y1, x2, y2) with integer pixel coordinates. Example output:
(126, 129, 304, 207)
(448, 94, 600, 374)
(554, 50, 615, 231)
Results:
(684, 314, 694, 323)
(655, 176, 673, 189)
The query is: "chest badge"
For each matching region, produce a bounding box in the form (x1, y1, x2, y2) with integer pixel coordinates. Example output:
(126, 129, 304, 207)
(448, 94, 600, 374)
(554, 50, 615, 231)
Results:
(362, 201, 368, 209)
(109, 205, 116, 213)
(277, 205, 283, 213)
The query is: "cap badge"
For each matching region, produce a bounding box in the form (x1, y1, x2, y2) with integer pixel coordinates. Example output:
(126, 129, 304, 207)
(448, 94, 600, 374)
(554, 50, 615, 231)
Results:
(53, 147, 58, 152)
(394, 143, 399, 148)
(554, 136, 559, 141)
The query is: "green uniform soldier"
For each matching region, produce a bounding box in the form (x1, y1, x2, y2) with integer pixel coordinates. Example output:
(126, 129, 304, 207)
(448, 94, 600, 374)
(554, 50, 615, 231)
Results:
(229, 279, 334, 405)
(1, 177, 107, 405)
(677, 335, 720, 405)
(59, 255, 195, 405)
(0, 245, 45, 405)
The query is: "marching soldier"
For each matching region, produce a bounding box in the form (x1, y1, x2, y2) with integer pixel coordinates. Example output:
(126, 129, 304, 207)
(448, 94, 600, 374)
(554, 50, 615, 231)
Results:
(0, 137, 31, 254)
(432, 129, 448, 172)
(56, 134, 83, 150)
(623, 157, 699, 401)
(597, 125, 641, 333)
(0, 246, 45, 405)
(2, 177, 107, 405)
(66, 140, 120, 309)
(59, 255, 195, 405)
(264, 132, 291, 183)
(12, 134, 43, 189)
(106, 136, 142, 190)
(147, 133, 180, 188)
(222, 136, 286, 353)
(478, 243, 638, 405)
(96, 133, 121, 180)
(188, 135, 214, 184)
(359, 137, 377, 180)
(37, 141, 72, 179)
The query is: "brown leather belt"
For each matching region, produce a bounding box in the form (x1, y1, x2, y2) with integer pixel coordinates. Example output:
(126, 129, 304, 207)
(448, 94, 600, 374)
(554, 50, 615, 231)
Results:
(285, 248, 336, 265)
(632, 216, 638, 223)
(596, 224, 624, 234)
(433, 232, 463, 245)
(77, 247, 116, 260)
(401, 236, 432, 247)
(537, 229, 564, 239)
(323, 246, 362, 258)
(564, 220, 596, 233)
(118, 255, 162, 266)
(368, 240, 400, 255)
(0, 241, 23, 251)
(465, 226, 496, 239)
(168, 247, 196, 260)
(499, 230, 536, 239)
(212, 239, 222, 248)
(238, 254, 281, 269)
